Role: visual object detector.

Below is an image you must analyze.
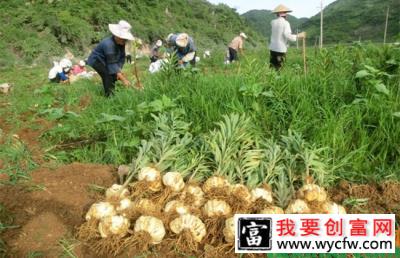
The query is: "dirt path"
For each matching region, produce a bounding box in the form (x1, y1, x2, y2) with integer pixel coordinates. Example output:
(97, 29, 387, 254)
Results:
(0, 163, 115, 257)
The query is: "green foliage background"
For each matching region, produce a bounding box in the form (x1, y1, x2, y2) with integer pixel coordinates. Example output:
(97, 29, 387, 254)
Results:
(0, 0, 264, 67)
(242, 0, 400, 45)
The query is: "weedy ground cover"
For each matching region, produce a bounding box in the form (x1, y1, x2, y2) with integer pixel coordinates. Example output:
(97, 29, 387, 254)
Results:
(1, 44, 399, 186)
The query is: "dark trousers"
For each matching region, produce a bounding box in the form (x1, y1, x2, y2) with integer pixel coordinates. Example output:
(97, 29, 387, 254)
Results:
(150, 56, 158, 63)
(228, 47, 238, 62)
(126, 55, 132, 64)
(90, 60, 117, 97)
(270, 51, 286, 70)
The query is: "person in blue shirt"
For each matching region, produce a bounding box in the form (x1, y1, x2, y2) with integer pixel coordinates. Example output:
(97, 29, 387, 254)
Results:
(166, 33, 197, 67)
(48, 59, 72, 84)
(87, 20, 134, 97)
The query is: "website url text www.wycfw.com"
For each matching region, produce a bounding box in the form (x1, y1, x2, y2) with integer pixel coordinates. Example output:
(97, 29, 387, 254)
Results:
(277, 237, 393, 253)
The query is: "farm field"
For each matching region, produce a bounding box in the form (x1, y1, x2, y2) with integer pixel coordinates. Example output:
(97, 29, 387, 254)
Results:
(0, 44, 399, 257)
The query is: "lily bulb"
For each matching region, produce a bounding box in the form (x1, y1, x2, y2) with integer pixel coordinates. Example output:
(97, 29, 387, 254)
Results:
(162, 172, 185, 192)
(259, 206, 284, 214)
(322, 202, 347, 214)
(105, 184, 130, 201)
(251, 187, 273, 203)
(203, 200, 232, 217)
(285, 199, 311, 214)
(85, 202, 115, 221)
(170, 214, 206, 243)
(138, 167, 160, 182)
(134, 216, 166, 244)
(182, 185, 205, 207)
(133, 198, 157, 213)
(297, 184, 327, 203)
(222, 217, 235, 243)
(231, 184, 253, 204)
(202, 176, 230, 193)
(138, 167, 162, 191)
(164, 200, 189, 215)
(116, 198, 133, 215)
(98, 215, 130, 238)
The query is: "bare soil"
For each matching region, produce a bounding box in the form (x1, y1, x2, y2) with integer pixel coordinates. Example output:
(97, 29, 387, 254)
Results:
(0, 163, 115, 257)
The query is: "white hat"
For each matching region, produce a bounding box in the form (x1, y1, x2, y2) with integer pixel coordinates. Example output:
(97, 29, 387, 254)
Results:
(176, 33, 189, 48)
(272, 4, 292, 13)
(108, 20, 134, 40)
(156, 40, 163, 47)
(60, 58, 72, 69)
(79, 60, 86, 66)
(240, 32, 248, 39)
(166, 33, 174, 42)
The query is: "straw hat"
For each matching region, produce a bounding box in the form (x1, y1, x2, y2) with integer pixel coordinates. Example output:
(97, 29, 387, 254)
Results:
(156, 40, 163, 47)
(272, 4, 292, 13)
(240, 32, 248, 39)
(176, 33, 189, 48)
(109, 20, 134, 40)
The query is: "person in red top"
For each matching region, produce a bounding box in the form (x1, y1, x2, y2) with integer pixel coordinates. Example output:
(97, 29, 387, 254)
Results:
(72, 60, 87, 75)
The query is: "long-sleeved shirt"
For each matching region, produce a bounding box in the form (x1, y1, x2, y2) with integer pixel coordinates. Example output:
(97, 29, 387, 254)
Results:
(269, 17, 297, 53)
(167, 34, 196, 59)
(87, 36, 125, 75)
(228, 36, 244, 51)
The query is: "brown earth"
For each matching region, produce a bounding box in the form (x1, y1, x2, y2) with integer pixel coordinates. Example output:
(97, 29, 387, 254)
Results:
(0, 163, 116, 257)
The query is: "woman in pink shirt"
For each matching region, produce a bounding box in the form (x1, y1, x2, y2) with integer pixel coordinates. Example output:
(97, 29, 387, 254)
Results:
(72, 60, 87, 75)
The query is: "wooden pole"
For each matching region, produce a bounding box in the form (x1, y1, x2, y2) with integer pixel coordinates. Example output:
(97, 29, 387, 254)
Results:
(296, 29, 299, 49)
(132, 41, 143, 90)
(320, 0, 324, 48)
(303, 37, 307, 75)
(384, 6, 389, 44)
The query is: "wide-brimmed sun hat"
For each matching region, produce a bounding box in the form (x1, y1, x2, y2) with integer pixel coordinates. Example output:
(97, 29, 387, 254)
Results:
(240, 32, 248, 39)
(109, 20, 134, 40)
(176, 33, 189, 48)
(273, 4, 292, 13)
(156, 40, 163, 47)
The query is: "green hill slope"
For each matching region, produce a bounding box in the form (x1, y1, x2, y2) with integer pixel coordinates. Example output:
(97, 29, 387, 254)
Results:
(0, 0, 263, 67)
(242, 0, 400, 45)
(302, 0, 400, 44)
(242, 10, 308, 40)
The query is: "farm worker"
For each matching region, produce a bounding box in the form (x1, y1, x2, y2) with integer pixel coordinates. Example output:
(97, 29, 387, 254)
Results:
(48, 58, 72, 84)
(269, 4, 306, 70)
(87, 20, 133, 97)
(150, 40, 163, 63)
(166, 33, 197, 67)
(71, 60, 87, 75)
(227, 32, 248, 63)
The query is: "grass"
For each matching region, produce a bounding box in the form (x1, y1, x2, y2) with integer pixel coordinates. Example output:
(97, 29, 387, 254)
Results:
(0, 43, 399, 188)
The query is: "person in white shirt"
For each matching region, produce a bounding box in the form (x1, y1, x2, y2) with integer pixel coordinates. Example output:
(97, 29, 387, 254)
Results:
(269, 4, 306, 70)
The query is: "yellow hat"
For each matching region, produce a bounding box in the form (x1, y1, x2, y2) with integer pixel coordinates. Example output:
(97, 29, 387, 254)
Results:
(272, 4, 292, 13)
